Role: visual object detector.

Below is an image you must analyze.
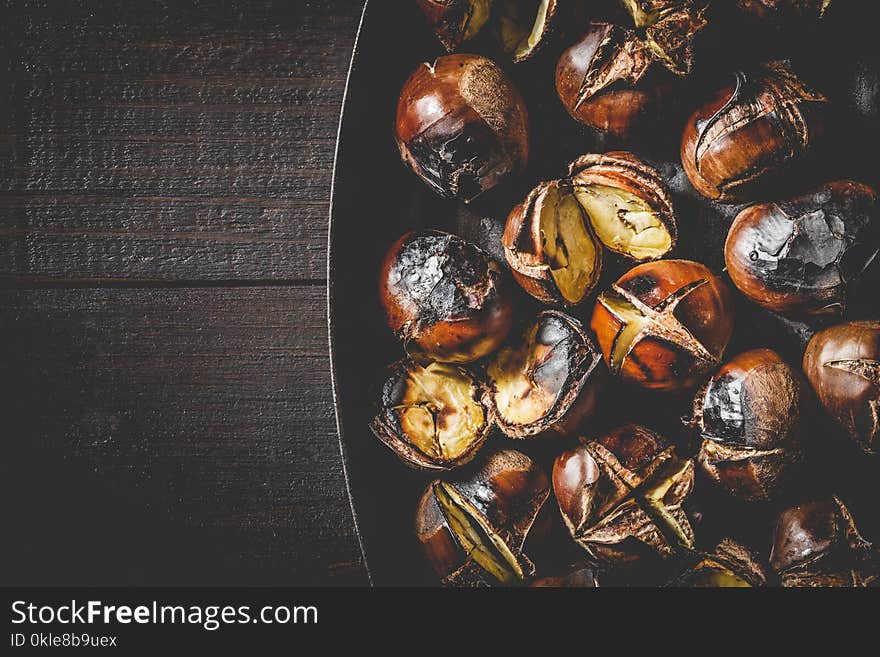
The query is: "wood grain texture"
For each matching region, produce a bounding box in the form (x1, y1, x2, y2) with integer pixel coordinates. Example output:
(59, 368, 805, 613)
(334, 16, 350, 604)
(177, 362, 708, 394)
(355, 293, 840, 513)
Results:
(0, 0, 363, 282)
(1, 285, 366, 585)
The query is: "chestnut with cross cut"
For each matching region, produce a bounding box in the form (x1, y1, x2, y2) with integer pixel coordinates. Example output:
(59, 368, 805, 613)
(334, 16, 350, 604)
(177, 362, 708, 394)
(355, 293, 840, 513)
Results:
(415, 449, 550, 586)
(670, 538, 768, 587)
(725, 181, 880, 317)
(687, 349, 808, 501)
(770, 496, 879, 587)
(590, 259, 735, 392)
(617, 0, 709, 75)
(803, 321, 880, 455)
(485, 310, 604, 438)
(379, 230, 514, 364)
(553, 424, 696, 567)
(681, 61, 828, 202)
(396, 54, 529, 203)
(370, 359, 491, 471)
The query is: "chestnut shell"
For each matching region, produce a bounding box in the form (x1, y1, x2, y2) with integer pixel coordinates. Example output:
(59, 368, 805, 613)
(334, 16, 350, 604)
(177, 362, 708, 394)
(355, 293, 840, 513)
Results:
(590, 259, 735, 391)
(670, 539, 767, 587)
(691, 348, 808, 501)
(396, 54, 529, 203)
(379, 230, 514, 364)
(803, 321, 880, 455)
(485, 310, 604, 438)
(725, 181, 879, 317)
(681, 61, 827, 202)
(415, 449, 550, 586)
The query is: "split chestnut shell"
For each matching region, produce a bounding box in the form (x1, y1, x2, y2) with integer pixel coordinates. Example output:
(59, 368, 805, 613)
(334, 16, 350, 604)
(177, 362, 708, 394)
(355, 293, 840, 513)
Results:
(485, 310, 604, 438)
(670, 539, 768, 587)
(370, 360, 491, 471)
(379, 230, 514, 364)
(396, 54, 529, 203)
(415, 449, 550, 586)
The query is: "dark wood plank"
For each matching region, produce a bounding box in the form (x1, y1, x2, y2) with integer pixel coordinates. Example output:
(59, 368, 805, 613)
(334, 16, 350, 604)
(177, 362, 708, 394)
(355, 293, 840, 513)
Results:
(1, 285, 366, 585)
(0, 0, 364, 282)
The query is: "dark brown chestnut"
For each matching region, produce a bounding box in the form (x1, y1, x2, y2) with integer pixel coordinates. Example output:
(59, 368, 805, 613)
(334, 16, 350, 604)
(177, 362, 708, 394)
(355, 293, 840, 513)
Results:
(803, 321, 880, 455)
(502, 179, 603, 306)
(590, 259, 735, 391)
(485, 310, 604, 438)
(770, 496, 878, 587)
(569, 151, 677, 261)
(415, 449, 550, 586)
(670, 539, 768, 587)
(689, 349, 808, 501)
(738, 0, 832, 19)
(681, 61, 828, 202)
(380, 230, 514, 364)
(416, 0, 492, 52)
(725, 181, 879, 317)
(396, 54, 529, 203)
(555, 22, 675, 141)
(618, 0, 709, 75)
(371, 359, 491, 471)
(529, 565, 600, 587)
(553, 424, 695, 567)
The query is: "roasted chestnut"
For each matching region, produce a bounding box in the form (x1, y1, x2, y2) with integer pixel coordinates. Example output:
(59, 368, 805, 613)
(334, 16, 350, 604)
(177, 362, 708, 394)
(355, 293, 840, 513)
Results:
(553, 424, 695, 566)
(591, 259, 735, 391)
(415, 449, 550, 586)
(485, 310, 604, 438)
(803, 321, 880, 455)
(681, 61, 828, 202)
(569, 152, 677, 261)
(670, 539, 767, 587)
(738, 0, 832, 19)
(556, 22, 674, 141)
(371, 359, 491, 471)
(502, 179, 603, 306)
(380, 230, 514, 364)
(529, 565, 600, 587)
(770, 496, 878, 587)
(725, 181, 879, 317)
(396, 54, 529, 202)
(618, 0, 709, 75)
(417, 0, 560, 62)
(689, 349, 808, 501)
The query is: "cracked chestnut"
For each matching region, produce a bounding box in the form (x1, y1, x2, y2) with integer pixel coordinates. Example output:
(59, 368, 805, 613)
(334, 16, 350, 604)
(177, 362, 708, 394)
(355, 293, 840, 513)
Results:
(803, 321, 880, 455)
(553, 424, 695, 566)
(556, 22, 675, 141)
(770, 496, 878, 587)
(670, 539, 767, 587)
(725, 181, 879, 317)
(396, 54, 529, 203)
(415, 449, 550, 586)
(417, 0, 560, 63)
(689, 349, 808, 501)
(485, 310, 604, 438)
(681, 61, 828, 202)
(618, 0, 709, 75)
(379, 230, 514, 364)
(370, 359, 491, 471)
(590, 259, 735, 391)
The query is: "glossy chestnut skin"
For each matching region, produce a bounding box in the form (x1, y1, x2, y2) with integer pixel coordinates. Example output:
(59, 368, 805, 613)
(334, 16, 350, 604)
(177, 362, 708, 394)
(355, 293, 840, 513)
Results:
(591, 259, 735, 391)
(725, 181, 879, 317)
(370, 359, 491, 471)
(770, 496, 878, 587)
(681, 61, 828, 202)
(670, 539, 768, 587)
(396, 54, 529, 203)
(553, 424, 695, 567)
(803, 321, 880, 455)
(415, 449, 550, 586)
(380, 230, 514, 364)
(689, 349, 808, 501)
(556, 23, 675, 141)
(485, 311, 604, 438)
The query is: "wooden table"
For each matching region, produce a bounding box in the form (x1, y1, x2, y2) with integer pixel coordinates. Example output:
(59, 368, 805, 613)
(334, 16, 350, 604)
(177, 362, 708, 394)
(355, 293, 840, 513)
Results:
(1, 0, 369, 585)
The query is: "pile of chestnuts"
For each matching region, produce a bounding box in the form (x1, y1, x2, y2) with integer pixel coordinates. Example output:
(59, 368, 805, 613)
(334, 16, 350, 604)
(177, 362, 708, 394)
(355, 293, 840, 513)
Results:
(371, 0, 879, 587)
